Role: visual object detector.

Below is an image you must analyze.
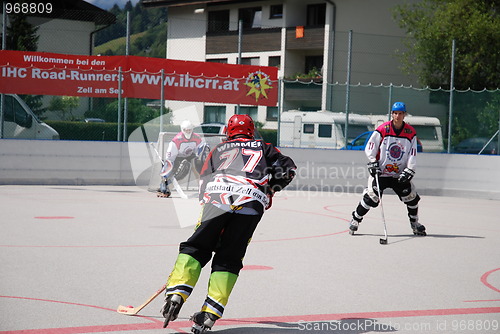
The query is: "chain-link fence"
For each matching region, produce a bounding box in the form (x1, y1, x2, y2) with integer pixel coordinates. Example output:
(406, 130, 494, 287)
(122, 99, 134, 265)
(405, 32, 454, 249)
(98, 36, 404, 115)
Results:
(1, 2, 499, 154)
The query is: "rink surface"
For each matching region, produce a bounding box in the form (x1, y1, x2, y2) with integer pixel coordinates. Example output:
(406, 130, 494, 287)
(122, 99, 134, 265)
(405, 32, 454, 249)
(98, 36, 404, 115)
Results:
(0, 185, 499, 334)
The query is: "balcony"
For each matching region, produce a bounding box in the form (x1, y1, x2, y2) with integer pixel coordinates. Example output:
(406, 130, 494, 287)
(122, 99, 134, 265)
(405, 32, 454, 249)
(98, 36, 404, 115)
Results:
(205, 25, 325, 54)
(286, 26, 325, 50)
(206, 28, 281, 54)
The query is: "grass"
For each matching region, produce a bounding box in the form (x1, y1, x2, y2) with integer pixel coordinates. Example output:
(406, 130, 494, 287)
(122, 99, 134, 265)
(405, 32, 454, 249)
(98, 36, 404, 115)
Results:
(93, 31, 147, 55)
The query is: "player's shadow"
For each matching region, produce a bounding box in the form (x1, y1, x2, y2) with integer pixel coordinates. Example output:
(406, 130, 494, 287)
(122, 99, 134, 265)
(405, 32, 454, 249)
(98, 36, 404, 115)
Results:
(213, 318, 397, 333)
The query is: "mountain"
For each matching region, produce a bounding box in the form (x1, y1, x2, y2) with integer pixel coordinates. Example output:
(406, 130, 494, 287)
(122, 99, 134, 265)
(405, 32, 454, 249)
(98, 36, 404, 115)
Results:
(93, 0, 167, 58)
(86, 0, 141, 10)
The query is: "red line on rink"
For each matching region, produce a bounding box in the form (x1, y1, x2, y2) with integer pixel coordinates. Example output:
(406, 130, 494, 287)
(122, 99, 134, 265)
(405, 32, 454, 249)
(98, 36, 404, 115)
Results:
(0, 294, 499, 334)
(480, 267, 500, 293)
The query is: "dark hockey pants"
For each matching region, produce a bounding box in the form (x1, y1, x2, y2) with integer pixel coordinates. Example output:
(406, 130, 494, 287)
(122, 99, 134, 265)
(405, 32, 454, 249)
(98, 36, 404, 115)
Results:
(166, 203, 261, 318)
(354, 176, 420, 222)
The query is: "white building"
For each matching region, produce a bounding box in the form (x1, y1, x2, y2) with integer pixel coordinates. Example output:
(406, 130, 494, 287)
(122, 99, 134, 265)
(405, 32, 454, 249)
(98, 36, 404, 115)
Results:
(143, 0, 422, 128)
(1, 0, 116, 119)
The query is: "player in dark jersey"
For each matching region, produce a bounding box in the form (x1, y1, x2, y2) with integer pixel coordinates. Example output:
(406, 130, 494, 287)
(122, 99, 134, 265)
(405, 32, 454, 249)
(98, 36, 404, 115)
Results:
(349, 102, 426, 236)
(161, 114, 296, 333)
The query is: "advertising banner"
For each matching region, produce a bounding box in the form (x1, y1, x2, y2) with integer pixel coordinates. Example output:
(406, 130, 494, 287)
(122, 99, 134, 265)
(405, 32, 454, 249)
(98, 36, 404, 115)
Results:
(0, 50, 278, 106)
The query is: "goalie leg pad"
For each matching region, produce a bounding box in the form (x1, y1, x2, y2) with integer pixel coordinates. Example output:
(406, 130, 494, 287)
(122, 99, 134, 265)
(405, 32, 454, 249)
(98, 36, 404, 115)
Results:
(174, 159, 191, 180)
(160, 160, 174, 178)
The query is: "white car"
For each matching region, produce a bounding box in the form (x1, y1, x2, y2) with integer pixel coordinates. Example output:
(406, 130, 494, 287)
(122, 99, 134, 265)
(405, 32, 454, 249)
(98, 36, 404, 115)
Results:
(194, 122, 226, 135)
(194, 122, 262, 139)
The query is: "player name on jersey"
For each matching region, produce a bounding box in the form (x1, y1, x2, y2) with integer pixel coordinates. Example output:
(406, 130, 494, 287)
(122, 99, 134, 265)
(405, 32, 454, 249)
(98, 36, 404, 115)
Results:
(217, 140, 263, 152)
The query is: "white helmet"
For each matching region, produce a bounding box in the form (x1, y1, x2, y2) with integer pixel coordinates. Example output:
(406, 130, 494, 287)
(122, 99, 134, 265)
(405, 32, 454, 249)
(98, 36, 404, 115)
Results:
(180, 120, 194, 139)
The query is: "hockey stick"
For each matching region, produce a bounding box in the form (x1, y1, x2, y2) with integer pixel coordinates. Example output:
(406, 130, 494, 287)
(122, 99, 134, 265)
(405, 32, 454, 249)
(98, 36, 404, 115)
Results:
(171, 176, 188, 199)
(117, 285, 166, 315)
(150, 143, 189, 199)
(374, 172, 388, 245)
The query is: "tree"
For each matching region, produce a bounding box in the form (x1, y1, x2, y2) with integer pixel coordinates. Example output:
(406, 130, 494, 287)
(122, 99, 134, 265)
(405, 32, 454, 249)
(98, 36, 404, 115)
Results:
(394, 0, 500, 90)
(85, 99, 165, 124)
(3, 9, 45, 117)
(5, 13, 39, 51)
(94, 1, 167, 58)
(48, 96, 80, 121)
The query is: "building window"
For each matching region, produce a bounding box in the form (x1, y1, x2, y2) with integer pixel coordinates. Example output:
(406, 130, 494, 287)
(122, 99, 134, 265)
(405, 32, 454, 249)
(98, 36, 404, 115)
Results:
(207, 58, 228, 63)
(239, 7, 262, 29)
(306, 3, 326, 27)
(318, 124, 332, 138)
(270, 4, 283, 19)
(266, 107, 278, 121)
(305, 55, 323, 74)
(208, 10, 229, 33)
(303, 124, 314, 134)
(269, 56, 281, 68)
(238, 106, 258, 121)
(240, 57, 259, 66)
(204, 106, 226, 123)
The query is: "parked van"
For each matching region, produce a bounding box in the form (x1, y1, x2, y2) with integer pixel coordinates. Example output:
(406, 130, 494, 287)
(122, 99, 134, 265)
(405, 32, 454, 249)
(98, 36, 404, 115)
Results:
(1, 94, 59, 140)
(368, 114, 444, 152)
(279, 110, 373, 149)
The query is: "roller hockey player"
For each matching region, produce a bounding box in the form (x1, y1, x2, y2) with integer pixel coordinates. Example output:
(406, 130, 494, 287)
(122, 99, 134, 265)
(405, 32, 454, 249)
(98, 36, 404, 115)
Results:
(160, 114, 297, 333)
(157, 120, 208, 197)
(349, 102, 426, 236)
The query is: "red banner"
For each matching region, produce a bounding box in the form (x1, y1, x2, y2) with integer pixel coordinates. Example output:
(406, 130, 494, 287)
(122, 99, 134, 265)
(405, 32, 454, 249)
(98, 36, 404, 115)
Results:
(0, 50, 278, 106)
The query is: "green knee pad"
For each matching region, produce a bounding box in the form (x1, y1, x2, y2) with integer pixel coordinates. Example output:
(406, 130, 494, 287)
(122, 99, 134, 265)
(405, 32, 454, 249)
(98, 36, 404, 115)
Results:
(166, 253, 202, 301)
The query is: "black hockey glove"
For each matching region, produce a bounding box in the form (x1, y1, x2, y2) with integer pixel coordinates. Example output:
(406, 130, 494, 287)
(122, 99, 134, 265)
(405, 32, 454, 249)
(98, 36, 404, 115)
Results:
(265, 189, 274, 210)
(269, 167, 296, 192)
(367, 161, 381, 177)
(398, 167, 415, 184)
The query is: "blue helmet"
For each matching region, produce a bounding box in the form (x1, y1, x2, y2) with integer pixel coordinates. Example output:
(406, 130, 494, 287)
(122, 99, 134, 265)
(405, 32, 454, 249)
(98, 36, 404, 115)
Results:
(391, 102, 406, 112)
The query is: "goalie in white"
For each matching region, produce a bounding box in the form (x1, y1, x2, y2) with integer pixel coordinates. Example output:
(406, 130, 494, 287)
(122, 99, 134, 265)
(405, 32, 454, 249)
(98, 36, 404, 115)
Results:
(158, 120, 209, 197)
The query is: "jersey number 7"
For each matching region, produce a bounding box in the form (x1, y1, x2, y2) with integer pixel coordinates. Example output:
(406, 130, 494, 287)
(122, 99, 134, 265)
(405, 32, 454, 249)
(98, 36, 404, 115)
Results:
(218, 148, 263, 173)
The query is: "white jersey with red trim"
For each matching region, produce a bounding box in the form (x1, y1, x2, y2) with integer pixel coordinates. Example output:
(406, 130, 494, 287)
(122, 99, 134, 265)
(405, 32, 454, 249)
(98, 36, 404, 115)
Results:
(366, 121, 418, 177)
(165, 132, 203, 162)
(199, 138, 296, 215)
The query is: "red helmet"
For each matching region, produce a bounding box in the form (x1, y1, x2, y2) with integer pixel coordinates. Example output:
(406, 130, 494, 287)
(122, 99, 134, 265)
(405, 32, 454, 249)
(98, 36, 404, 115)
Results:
(226, 114, 255, 139)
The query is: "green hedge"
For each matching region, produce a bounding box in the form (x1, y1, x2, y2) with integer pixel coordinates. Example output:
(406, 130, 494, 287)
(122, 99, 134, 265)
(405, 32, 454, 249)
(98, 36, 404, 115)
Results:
(258, 128, 277, 146)
(45, 121, 180, 141)
(45, 120, 278, 145)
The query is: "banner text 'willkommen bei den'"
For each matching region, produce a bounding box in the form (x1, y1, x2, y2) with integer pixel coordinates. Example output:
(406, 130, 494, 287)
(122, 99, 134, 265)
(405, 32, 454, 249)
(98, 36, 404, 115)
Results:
(0, 50, 278, 106)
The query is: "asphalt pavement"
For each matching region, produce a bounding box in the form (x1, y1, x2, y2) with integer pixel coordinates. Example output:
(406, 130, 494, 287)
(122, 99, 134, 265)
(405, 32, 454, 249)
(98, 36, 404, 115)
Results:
(0, 185, 499, 333)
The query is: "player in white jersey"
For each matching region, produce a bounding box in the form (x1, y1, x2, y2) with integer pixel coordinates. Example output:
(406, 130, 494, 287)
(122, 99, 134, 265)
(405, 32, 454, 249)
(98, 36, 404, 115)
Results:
(349, 102, 427, 236)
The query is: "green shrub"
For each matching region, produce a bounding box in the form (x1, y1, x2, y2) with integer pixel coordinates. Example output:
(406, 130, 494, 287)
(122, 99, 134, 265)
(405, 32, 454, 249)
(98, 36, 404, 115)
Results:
(45, 121, 179, 141)
(259, 129, 277, 146)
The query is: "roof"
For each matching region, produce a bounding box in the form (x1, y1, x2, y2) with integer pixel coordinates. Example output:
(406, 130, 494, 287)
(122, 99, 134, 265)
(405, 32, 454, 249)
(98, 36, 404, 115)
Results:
(281, 111, 372, 125)
(20, 0, 116, 25)
(142, 0, 264, 8)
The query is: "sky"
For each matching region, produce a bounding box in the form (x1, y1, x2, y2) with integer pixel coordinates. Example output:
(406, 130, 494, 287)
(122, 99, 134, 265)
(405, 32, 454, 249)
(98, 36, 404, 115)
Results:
(85, 0, 141, 10)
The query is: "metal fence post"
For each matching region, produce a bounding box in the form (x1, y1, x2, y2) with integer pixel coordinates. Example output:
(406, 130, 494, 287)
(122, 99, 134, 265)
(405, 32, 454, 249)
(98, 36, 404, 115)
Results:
(344, 30, 353, 147)
(1, 1, 6, 139)
(123, 11, 130, 142)
(447, 39, 455, 153)
(117, 67, 122, 142)
(236, 19, 243, 115)
(160, 69, 165, 133)
(277, 78, 282, 147)
(387, 83, 393, 121)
